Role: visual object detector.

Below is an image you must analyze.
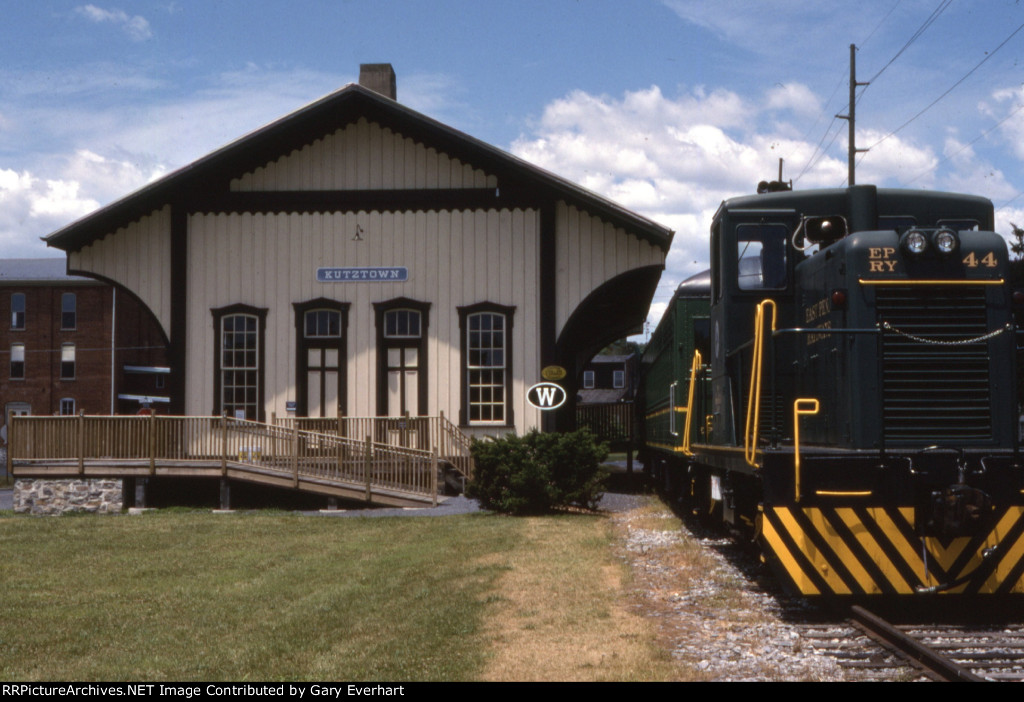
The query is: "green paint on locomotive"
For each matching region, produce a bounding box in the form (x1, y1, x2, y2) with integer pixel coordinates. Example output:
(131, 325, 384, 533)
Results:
(643, 183, 1024, 595)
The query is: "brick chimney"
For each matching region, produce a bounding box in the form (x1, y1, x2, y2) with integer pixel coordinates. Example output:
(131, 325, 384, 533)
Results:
(359, 64, 396, 100)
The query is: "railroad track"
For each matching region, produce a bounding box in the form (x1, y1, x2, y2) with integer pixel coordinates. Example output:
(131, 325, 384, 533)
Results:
(801, 606, 1024, 681)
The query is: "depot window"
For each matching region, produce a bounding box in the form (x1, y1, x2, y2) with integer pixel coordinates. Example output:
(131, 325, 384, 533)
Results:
(458, 302, 515, 426)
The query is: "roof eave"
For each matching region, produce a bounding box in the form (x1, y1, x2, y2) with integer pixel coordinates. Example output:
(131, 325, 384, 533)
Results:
(46, 83, 673, 253)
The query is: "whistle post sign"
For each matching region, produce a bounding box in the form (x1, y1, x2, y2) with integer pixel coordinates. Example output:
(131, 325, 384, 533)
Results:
(527, 382, 567, 410)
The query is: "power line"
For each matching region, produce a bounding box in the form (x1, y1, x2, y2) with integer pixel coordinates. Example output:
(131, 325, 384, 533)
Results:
(859, 0, 904, 49)
(864, 0, 953, 85)
(793, 1, 906, 184)
(903, 99, 1024, 186)
(864, 19, 1024, 153)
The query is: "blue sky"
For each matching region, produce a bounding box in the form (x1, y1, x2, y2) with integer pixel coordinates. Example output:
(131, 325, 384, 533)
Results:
(3, 1, 1024, 331)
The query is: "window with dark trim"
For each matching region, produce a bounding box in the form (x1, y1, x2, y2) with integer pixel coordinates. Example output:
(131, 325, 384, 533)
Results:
(212, 304, 268, 421)
(11, 293, 24, 330)
(60, 343, 75, 380)
(458, 302, 515, 426)
(10, 343, 24, 379)
(373, 298, 430, 417)
(294, 299, 349, 418)
(61, 293, 76, 330)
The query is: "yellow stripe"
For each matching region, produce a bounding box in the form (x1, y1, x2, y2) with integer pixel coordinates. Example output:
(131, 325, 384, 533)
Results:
(924, 537, 970, 572)
(646, 441, 679, 451)
(761, 510, 820, 595)
(867, 507, 936, 589)
(774, 507, 851, 594)
(688, 444, 754, 455)
(859, 278, 1003, 286)
(804, 508, 880, 594)
(815, 490, 873, 497)
(898, 507, 914, 526)
(645, 406, 689, 420)
(981, 507, 1024, 593)
(835, 508, 913, 594)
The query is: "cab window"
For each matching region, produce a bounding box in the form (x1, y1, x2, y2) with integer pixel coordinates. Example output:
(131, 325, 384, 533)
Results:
(736, 223, 788, 291)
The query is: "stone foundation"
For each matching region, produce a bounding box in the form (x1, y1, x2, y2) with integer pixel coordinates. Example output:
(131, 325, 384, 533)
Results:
(13, 479, 124, 515)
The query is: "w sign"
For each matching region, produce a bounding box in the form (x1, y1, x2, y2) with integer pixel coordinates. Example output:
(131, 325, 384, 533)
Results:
(527, 382, 567, 410)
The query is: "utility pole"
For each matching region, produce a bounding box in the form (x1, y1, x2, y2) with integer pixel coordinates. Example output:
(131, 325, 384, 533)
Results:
(837, 44, 870, 185)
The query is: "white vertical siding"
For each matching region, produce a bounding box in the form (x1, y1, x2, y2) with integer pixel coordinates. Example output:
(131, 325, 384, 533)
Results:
(185, 209, 542, 432)
(230, 118, 498, 192)
(554, 201, 663, 337)
(69, 207, 172, 339)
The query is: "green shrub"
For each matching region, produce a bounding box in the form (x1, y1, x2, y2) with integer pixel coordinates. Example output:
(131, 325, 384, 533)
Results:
(467, 429, 609, 515)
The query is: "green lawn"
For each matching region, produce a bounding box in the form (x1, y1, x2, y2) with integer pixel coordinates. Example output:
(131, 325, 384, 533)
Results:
(0, 511, 520, 681)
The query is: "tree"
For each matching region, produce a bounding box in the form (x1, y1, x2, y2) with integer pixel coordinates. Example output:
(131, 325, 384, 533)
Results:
(1010, 223, 1024, 285)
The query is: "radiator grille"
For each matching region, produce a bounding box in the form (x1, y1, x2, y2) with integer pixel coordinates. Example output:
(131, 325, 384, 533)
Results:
(876, 286, 991, 442)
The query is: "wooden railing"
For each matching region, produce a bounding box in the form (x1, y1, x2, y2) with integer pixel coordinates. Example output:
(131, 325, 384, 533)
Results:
(8, 414, 440, 503)
(575, 402, 634, 447)
(271, 412, 474, 480)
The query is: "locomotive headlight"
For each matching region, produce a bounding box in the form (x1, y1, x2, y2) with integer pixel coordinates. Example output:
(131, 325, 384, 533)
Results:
(934, 228, 958, 255)
(903, 230, 928, 255)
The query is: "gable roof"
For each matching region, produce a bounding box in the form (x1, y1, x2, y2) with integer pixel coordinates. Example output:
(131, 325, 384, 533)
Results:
(46, 83, 673, 253)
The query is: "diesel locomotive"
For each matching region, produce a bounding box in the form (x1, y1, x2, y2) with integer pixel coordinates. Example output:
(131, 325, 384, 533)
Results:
(640, 184, 1024, 596)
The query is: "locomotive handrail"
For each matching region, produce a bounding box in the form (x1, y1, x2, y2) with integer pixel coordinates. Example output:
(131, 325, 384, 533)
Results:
(681, 350, 702, 456)
(668, 382, 679, 437)
(793, 398, 820, 502)
(744, 299, 776, 467)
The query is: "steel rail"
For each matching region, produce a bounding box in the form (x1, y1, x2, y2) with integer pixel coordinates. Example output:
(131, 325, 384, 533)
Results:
(849, 606, 986, 682)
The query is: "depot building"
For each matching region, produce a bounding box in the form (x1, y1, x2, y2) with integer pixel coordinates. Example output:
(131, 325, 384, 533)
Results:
(44, 64, 671, 436)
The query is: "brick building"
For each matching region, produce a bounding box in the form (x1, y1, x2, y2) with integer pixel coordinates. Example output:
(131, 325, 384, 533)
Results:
(0, 258, 169, 433)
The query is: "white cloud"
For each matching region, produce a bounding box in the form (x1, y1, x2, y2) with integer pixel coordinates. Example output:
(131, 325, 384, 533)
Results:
(764, 83, 821, 118)
(74, 5, 152, 41)
(0, 167, 94, 257)
(509, 79, 1022, 338)
(511, 84, 829, 295)
(0, 150, 168, 257)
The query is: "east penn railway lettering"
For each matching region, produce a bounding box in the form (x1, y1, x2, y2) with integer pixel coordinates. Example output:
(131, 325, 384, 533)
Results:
(868, 246, 898, 273)
(804, 295, 832, 346)
(804, 296, 831, 324)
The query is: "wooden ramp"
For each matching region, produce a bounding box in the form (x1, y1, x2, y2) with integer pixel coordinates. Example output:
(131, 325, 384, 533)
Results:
(8, 415, 468, 507)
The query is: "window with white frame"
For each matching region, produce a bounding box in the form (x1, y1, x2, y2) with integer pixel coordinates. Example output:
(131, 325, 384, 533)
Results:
(613, 370, 625, 389)
(61, 293, 76, 330)
(60, 398, 76, 416)
(467, 312, 505, 422)
(220, 314, 259, 420)
(10, 343, 24, 379)
(458, 303, 514, 426)
(383, 309, 421, 339)
(583, 370, 595, 389)
(305, 309, 342, 338)
(60, 344, 75, 380)
(299, 305, 346, 418)
(11, 293, 24, 330)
